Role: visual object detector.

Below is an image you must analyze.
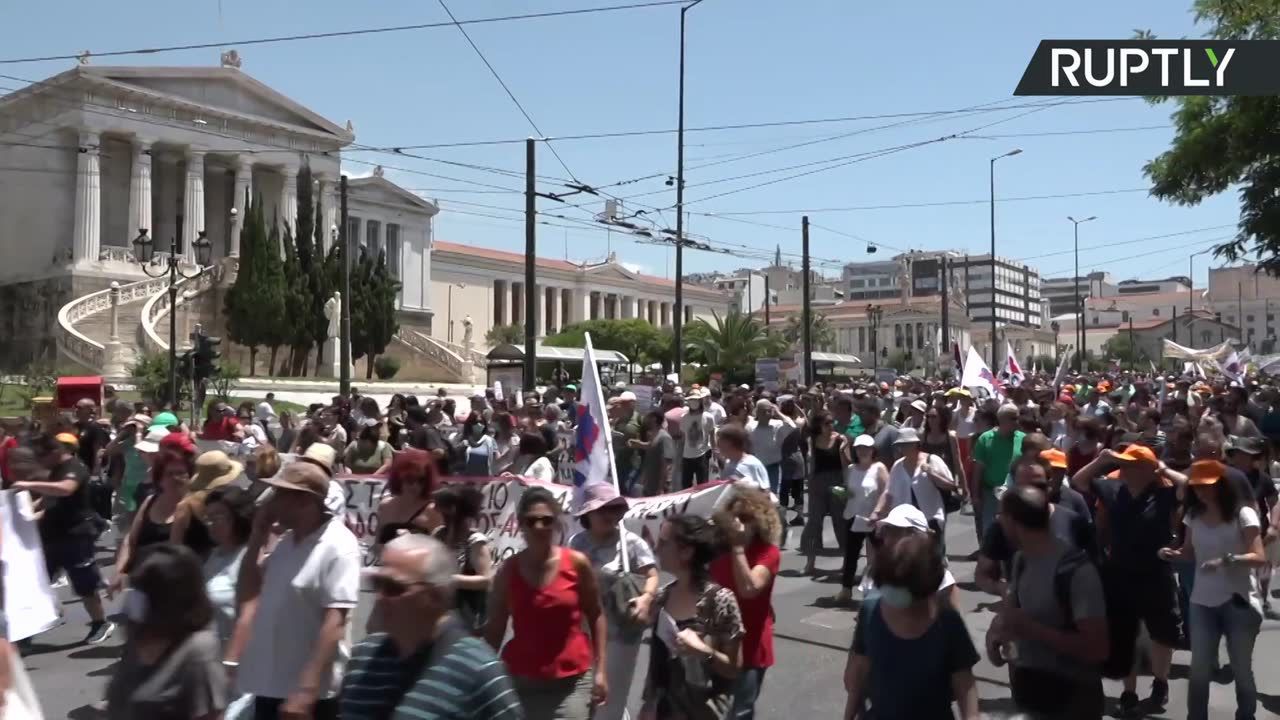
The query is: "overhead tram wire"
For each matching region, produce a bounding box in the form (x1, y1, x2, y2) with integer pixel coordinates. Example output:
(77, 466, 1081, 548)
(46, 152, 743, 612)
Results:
(703, 187, 1155, 215)
(0, 1, 690, 65)
(1015, 224, 1238, 262)
(434, 0, 582, 186)
(1038, 235, 1237, 277)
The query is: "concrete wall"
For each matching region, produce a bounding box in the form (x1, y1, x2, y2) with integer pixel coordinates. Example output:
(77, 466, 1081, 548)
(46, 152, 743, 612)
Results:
(0, 126, 77, 283)
(430, 267, 497, 346)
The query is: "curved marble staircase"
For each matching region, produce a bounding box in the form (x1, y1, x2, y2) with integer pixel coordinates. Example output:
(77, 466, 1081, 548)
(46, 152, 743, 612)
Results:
(57, 261, 476, 384)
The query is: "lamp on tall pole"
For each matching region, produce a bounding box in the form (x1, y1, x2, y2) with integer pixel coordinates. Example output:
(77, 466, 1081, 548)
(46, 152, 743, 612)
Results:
(867, 304, 883, 377)
(672, 0, 710, 378)
(989, 148, 1022, 370)
(132, 228, 213, 407)
(1068, 215, 1096, 371)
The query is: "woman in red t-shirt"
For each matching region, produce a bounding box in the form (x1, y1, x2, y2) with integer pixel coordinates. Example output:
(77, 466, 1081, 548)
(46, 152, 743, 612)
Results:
(485, 486, 607, 720)
(710, 486, 781, 720)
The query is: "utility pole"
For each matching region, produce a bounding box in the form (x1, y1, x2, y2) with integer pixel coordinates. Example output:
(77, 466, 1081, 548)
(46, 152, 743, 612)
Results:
(339, 175, 351, 398)
(1128, 316, 1135, 372)
(1238, 280, 1245, 349)
(1172, 305, 1178, 344)
(524, 138, 537, 392)
(801, 216, 812, 386)
(671, 4, 693, 378)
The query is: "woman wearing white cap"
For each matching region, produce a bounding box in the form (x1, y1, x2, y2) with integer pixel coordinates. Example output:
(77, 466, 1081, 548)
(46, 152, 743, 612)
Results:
(827, 435, 888, 606)
(872, 427, 959, 556)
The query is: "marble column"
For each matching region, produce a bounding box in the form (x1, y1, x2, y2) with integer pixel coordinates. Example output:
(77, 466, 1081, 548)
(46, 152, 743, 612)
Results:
(127, 138, 152, 245)
(512, 282, 523, 325)
(182, 150, 206, 265)
(549, 287, 562, 334)
(280, 165, 299, 254)
(230, 159, 252, 257)
(591, 292, 603, 320)
(72, 130, 101, 265)
(317, 174, 338, 253)
(576, 289, 590, 323)
(535, 285, 546, 337)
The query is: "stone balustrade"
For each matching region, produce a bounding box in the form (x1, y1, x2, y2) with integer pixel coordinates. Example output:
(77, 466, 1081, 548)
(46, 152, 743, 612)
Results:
(396, 329, 468, 380)
(141, 267, 215, 355)
(56, 275, 171, 373)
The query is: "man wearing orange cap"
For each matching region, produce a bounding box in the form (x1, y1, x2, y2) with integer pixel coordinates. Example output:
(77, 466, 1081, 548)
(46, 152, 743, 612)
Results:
(13, 433, 114, 644)
(1070, 443, 1183, 717)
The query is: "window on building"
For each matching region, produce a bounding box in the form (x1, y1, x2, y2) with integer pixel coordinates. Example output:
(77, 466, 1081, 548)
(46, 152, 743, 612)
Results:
(916, 323, 924, 349)
(850, 279, 865, 288)
(894, 324, 903, 348)
(1269, 313, 1276, 322)
(1227, 315, 1236, 324)
(1152, 308, 1160, 317)
(1121, 311, 1130, 323)
(346, 216, 361, 248)
(365, 219, 382, 256)
(1202, 331, 1212, 344)
(905, 324, 914, 350)
(879, 278, 891, 287)
(1247, 314, 1255, 322)
(858, 326, 865, 353)
(385, 223, 401, 277)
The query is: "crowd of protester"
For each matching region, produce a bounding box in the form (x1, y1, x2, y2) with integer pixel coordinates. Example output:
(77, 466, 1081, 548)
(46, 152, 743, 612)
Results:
(0, 366, 1277, 718)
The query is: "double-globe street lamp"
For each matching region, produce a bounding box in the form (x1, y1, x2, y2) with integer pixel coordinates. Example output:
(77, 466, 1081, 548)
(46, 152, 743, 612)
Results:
(1068, 215, 1097, 372)
(866, 304, 884, 377)
(132, 226, 213, 408)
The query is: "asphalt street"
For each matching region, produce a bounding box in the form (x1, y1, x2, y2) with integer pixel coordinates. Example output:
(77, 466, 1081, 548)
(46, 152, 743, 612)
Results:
(22, 509, 1280, 719)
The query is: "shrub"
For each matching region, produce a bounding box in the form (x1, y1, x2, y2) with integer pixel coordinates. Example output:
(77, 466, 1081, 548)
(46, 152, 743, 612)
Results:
(373, 355, 401, 380)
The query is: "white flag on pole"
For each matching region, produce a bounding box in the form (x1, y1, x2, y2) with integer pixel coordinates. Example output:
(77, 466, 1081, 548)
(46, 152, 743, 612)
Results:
(961, 346, 999, 395)
(573, 333, 621, 506)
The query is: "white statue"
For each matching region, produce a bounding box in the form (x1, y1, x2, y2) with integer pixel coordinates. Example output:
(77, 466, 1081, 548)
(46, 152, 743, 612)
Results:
(324, 292, 341, 339)
(462, 314, 474, 349)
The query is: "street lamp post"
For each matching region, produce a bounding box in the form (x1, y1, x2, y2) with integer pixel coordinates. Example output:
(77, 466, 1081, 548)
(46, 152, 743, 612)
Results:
(446, 282, 466, 344)
(672, 0, 709, 377)
(1050, 320, 1061, 364)
(1068, 215, 1097, 372)
(1190, 247, 1214, 318)
(867, 304, 883, 377)
(989, 148, 1022, 370)
(132, 228, 213, 408)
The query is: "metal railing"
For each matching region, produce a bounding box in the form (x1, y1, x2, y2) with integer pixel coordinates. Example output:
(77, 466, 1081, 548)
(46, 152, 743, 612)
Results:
(433, 335, 489, 366)
(56, 276, 172, 372)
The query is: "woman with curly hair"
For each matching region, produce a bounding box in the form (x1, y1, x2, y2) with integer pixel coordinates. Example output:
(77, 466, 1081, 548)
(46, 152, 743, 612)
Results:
(641, 514, 744, 720)
(711, 487, 780, 720)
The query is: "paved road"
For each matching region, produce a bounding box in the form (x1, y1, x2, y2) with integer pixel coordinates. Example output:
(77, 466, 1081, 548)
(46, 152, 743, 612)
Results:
(24, 510, 1280, 718)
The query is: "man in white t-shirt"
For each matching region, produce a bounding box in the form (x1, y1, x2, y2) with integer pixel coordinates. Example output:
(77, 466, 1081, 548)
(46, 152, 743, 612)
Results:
(228, 461, 361, 720)
(680, 389, 717, 489)
(716, 424, 771, 492)
(706, 387, 728, 428)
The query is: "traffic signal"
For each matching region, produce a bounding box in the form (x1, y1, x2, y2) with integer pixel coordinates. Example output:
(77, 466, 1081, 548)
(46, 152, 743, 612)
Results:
(193, 331, 222, 384)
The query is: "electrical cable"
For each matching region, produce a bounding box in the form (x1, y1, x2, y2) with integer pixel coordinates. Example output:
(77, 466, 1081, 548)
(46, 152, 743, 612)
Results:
(0, 1, 690, 65)
(702, 187, 1155, 215)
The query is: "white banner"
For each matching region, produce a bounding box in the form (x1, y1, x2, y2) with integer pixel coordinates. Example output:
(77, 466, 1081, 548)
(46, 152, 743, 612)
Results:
(339, 476, 732, 566)
(3, 491, 59, 642)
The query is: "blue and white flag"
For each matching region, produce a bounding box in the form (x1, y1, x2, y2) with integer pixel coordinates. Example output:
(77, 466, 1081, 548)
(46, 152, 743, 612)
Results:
(573, 333, 620, 508)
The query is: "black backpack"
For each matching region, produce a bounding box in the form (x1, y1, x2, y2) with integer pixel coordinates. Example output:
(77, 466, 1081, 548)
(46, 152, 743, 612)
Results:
(1012, 548, 1129, 679)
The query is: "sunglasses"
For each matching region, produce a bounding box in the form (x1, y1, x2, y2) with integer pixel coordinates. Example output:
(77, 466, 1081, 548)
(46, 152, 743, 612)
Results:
(367, 574, 427, 598)
(522, 515, 556, 529)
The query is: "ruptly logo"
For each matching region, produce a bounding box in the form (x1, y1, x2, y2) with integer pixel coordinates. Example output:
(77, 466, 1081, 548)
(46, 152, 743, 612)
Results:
(1014, 40, 1280, 96)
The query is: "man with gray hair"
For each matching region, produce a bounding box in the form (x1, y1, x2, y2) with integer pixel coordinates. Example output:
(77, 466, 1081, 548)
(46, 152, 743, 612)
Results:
(971, 404, 1025, 540)
(341, 535, 523, 720)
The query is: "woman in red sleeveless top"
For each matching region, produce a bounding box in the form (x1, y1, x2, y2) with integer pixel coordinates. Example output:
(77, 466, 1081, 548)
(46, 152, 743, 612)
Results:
(485, 486, 607, 720)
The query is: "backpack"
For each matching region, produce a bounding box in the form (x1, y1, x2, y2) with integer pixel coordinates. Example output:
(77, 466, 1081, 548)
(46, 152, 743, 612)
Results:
(1013, 548, 1130, 679)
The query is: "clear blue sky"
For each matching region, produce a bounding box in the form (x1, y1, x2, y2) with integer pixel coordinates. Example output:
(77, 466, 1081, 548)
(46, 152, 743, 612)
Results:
(0, 0, 1243, 285)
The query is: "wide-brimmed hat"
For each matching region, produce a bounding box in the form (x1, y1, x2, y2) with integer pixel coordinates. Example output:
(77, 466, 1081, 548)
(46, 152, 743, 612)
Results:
(135, 426, 170, 453)
(261, 461, 330, 500)
(881, 504, 929, 533)
(574, 482, 629, 517)
(893, 427, 921, 445)
(1226, 435, 1264, 456)
(191, 451, 244, 493)
(687, 388, 711, 401)
(298, 443, 337, 476)
(1188, 459, 1226, 486)
(910, 399, 928, 414)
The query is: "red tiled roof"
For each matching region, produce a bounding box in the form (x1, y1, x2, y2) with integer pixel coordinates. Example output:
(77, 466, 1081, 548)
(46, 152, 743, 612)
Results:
(432, 240, 726, 297)
(1085, 290, 1200, 309)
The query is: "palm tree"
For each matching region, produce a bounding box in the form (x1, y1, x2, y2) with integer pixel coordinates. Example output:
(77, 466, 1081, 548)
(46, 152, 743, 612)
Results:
(783, 312, 836, 351)
(686, 311, 773, 383)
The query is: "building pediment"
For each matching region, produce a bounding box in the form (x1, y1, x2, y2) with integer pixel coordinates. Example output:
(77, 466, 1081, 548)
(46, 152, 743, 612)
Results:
(81, 66, 352, 144)
(582, 264, 638, 283)
(348, 175, 439, 216)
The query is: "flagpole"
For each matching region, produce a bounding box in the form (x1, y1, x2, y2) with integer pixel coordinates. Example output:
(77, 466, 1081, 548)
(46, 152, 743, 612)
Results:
(584, 332, 631, 572)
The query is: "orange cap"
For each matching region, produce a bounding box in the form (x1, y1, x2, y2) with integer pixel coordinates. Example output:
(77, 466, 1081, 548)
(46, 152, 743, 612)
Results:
(1113, 444, 1158, 465)
(1187, 459, 1225, 486)
(1040, 448, 1068, 469)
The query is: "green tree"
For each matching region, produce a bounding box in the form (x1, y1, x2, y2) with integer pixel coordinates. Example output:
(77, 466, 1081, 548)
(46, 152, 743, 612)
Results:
(1103, 333, 1150, 368)
(224, 197, 285, 376)
(885, 349, 911, 374)
(357, 249, 401, 379)
(1141, 1, 1280, 271)
(131, 353, 189, 407)
(685, 311, 774, 384)
(486, 324, 525, 346)
(261, 223, 291, 375)
(544, 319, 667, 365)
(783, 312, 835, 351)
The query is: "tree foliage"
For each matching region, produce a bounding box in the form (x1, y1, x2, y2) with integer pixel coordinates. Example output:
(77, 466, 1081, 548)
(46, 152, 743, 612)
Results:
(354, 248, 401, 378)
(224, 196, 285, 376)
(1142, 0, 1280, 272)
(1102, 333, 1150, 366)
(783, 311, 836, 351)
(685, 311, 777, 384)
(544, 319, 667, 364)
(486, 324, 525, 346)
